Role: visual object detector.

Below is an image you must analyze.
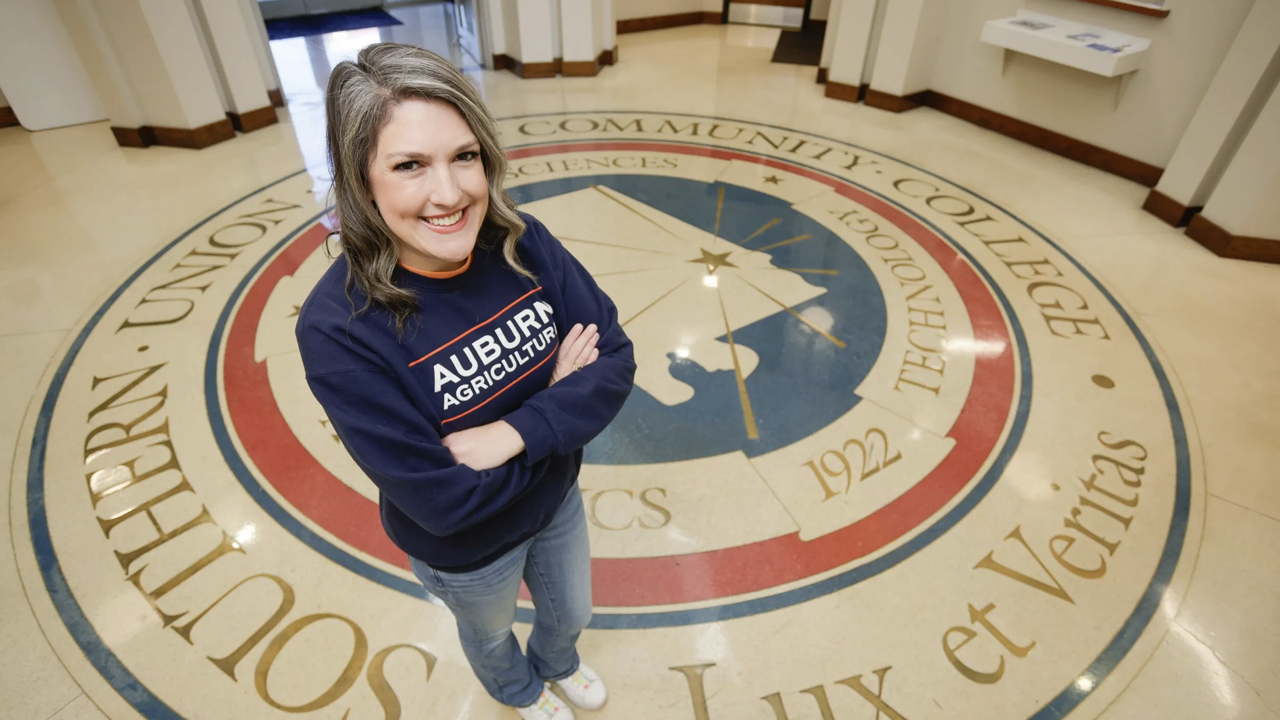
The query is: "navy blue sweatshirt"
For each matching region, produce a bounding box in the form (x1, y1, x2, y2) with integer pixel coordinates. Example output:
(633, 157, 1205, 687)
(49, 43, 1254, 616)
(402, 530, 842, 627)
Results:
(295, 213, 636, 570)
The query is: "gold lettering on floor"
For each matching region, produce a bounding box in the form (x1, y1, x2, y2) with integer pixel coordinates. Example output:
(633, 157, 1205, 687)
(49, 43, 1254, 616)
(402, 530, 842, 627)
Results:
(83, 360, 437, 718)
(942, 432, 1148, 683)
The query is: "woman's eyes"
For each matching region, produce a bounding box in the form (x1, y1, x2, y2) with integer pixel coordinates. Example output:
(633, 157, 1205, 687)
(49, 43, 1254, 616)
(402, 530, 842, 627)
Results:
(393, 152, 478, 171)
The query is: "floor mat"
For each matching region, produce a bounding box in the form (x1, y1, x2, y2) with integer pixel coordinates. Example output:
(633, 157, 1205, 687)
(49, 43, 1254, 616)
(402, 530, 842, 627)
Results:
(266, 8, 403, 41)
(770, 23, 824, 66)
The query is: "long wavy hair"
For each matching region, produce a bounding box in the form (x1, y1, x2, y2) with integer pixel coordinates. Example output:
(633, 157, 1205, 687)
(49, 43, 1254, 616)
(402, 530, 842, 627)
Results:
(325, 43, 530, 334)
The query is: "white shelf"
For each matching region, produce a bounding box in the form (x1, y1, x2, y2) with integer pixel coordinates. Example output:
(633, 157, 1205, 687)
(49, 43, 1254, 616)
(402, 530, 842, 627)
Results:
(981, 10, 1150, 78)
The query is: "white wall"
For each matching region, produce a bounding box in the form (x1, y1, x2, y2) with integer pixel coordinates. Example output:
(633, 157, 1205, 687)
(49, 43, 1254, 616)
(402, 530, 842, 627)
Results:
(614, 0, 716, 22)
(921, 0, 1257, 168)
(0, 0, 107, 130)
(0, 87, 8, 106)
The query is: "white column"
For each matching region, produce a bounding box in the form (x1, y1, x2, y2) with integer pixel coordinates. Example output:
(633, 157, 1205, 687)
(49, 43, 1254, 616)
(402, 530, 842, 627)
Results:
(1199, 81, 1280, 243)
(559, 0, 609, 74)
(825, 0, 883, 91)
(100, 0, 228, 130)
(516, 0, 556, 65)
(560, 0, 595, 63)
(60, 0, 233, 147)
(0, 0, 107, 131)
(54, 0, 148, 132)
(496, 0, 557, 76)
(1151, 0, 1280, 217)
(600, 0, 615, 60)
(867, 0, 948, 99)
(819, 0, 843, 76)
(191, 0, 275, 128)
(481, 0, 507, 67)
(240, 0, 284, 106)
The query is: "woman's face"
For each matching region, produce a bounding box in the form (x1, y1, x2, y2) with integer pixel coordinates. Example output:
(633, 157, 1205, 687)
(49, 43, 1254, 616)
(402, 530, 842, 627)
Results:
(367, 98, 489, 273)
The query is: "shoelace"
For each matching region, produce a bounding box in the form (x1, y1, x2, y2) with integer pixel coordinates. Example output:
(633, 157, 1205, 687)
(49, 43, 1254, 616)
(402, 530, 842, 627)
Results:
(567, 671, 593, 690)
(536, 693, 561, 717)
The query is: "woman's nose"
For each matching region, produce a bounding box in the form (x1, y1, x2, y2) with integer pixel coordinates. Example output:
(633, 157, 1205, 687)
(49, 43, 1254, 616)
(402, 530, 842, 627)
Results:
(427, 167, 462, 208)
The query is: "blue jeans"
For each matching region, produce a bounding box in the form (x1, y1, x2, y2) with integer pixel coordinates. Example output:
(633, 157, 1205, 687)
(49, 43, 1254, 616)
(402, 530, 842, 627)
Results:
(409, 486, 593, 707)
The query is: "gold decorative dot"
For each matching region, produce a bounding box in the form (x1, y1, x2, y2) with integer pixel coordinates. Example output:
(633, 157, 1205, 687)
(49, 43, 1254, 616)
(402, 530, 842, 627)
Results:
(1092, 375, 1115, 389)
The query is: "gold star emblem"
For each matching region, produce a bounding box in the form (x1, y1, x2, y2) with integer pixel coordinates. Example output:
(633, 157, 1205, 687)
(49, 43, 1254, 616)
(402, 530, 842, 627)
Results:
(763, 174, 783, 185)
(288, 304, 301, 318)
(688, 248, 738, 274)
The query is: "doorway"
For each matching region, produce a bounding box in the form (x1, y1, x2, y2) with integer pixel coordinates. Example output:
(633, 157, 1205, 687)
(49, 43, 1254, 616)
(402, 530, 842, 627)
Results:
(725, 0, 808, 30)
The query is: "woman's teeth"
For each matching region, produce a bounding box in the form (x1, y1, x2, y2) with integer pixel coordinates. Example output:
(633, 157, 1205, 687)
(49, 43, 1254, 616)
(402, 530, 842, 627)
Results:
(424, 209, 464, 226)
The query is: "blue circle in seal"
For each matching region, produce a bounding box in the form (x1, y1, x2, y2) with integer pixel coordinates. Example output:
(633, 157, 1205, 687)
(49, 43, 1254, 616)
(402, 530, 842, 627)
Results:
(509, 175, 888, 465)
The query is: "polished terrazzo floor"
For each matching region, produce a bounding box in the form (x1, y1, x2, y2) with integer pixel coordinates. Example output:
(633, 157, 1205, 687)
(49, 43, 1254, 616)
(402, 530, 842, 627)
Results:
(3, 5, 1280, 720)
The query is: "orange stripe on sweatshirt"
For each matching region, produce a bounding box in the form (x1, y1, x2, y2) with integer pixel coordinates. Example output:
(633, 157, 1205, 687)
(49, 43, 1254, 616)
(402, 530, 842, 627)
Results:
(408, 287, 544, 368)
(440, 341, 559, 425)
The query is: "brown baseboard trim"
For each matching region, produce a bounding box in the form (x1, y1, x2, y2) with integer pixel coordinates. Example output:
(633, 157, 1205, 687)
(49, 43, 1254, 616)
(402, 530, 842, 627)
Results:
(825, 80, 869, 103)
(601, 47, 618, 65)
(111, 121, 233, 149)
(227, 105, 279, 133)
(816, 67, 828, 84)
(111, 126, 149, 148)
(150, 118, 236, 149)
(838, 87, 1164, 186)
(1186, 214, 1280, 264)
(495, 54, 563, 79)
(618, 12, 718, 34)
(864, 88, 928, 113)
(1072, 0, 1170, 18)
(267, 88, 285, 108)
(563, 58, 601, 77)
(0, 106, 18, 128)
(1142, 189, 1201, 228)
(924, 91, 1163, 187)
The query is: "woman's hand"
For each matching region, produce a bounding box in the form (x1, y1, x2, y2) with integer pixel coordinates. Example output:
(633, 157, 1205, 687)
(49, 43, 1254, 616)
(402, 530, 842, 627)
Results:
(441, 420, 526, 470)
(550, 323, 599, 386)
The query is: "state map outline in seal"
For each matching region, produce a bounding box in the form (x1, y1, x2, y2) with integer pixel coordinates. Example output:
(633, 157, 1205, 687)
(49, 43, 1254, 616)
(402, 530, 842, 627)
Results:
(14, 111, 1202, 720)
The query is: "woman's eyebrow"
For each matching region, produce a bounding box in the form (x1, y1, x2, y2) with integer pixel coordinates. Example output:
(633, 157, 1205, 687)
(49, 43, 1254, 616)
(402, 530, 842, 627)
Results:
(385, 141, 479, 160)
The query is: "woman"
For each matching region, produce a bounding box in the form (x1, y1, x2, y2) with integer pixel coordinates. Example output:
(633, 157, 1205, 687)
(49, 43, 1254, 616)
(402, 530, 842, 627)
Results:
(296, 43, 635, 720)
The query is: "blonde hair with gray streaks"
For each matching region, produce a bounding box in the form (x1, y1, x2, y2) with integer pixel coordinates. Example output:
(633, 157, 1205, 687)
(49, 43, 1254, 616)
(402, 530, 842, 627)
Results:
(325, 43, 530, 333)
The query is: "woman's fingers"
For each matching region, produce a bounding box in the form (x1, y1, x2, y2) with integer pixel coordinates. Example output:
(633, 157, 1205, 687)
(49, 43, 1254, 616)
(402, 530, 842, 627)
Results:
(587, 348, 599, 365)
(568, 324, 598, 366)
(557, 324, 584, 362)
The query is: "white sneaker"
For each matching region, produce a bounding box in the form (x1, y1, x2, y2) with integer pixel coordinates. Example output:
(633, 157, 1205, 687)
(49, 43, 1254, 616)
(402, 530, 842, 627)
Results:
(554, 663, 608, 711)
(516, 684, 575, 720)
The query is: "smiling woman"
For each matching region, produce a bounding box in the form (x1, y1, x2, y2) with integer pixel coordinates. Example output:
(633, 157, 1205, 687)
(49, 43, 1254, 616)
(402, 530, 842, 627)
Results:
(323, 43, 531, 334)
(296, 43, 637, 720)
(367, 99, 490, 274)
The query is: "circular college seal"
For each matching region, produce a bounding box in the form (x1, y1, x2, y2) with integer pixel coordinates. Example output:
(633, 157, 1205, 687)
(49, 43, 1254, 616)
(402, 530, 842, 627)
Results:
(14, 112, 1202, 720)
